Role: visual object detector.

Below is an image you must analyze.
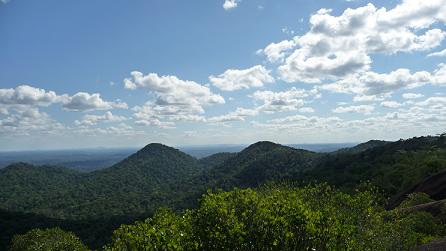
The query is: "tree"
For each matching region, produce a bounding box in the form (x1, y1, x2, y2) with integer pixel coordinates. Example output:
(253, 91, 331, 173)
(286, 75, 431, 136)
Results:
(107, 184, 443, 250)
(8, 228, 89, 251)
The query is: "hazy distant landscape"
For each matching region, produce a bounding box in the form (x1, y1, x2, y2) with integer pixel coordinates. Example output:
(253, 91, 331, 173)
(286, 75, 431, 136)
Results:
(0, 143, 356, 170)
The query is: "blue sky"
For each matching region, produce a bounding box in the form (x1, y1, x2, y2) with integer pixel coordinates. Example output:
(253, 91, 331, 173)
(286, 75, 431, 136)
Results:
(0, 0, 445, 150)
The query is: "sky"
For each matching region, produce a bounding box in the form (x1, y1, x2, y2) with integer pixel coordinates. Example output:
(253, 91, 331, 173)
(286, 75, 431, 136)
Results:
(0, 0, 445, 150)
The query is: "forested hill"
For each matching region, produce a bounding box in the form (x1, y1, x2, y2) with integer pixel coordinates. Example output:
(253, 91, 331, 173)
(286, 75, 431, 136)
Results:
(304, 135, 446, 197)
(1, 136, 446, 219)
(1, 134, 446, 249)
(199, 141, 319, 189)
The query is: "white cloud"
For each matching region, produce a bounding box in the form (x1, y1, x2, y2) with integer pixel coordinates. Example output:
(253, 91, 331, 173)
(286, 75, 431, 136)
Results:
(380, 101, 403, 108)
(299, 107, 315, 113)
(281, 27, 295, 36)
(206, 88, 319, 123)
(209, 65, 274, 91)
(323, 68, 432, 96)
(402, 93, 424, 99)
(125, 71, 225, 127)
(0, 85, 127, 113)
(0, 85, 60, 106)
(223, 0, 240, 10)
(279, 50, 371, 83)
(125, 71, 224, 110)
(353, 95, 386, 102)
(269, 114, 342, 124)
(0, 107, 64, 136)
(359, 69, 431, 95)
(333, 105, 375, 114)
(208, 107, 258, 123)
(75, 111, 127, 126)
(257, 39, 297, 63)
(134, 118, 175, 129)
(251, 87, 319, 113)
(253, 102, 446, 141)
(415, 96, 446, 107)
(168, 115, 206, 122)
(432, 63, 446, 86)
(428, 48, 446, 57)
(264, 1, 446, 84)
(62, 92, 128, 112)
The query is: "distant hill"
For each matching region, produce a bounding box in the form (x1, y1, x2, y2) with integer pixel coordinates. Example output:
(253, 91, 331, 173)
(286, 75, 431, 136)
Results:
(201, 141, 319, 189)
(2, 137, 445, 219)
(304, 136, 446, 197)
(0, 149, 137, 172)
(0, 144, 204, 220)
(1, 135, 446, 249)
(0, 163, 82, 214)
(197, 152, 237, 169)
(0, 143, 357, 171)
(335, 140, 390, 154)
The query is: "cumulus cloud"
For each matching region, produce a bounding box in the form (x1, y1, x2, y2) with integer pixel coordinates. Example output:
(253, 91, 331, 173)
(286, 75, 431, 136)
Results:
(323, 68, 432, 96)
(257, 39, 298, 63)
(353, 95, 386, 102)
(124, 71, 225, 127)
(75, 111, 127, 126)
(359, 69, 431, 95)
(402, 93, 424, 99)
(251, 87, 319, 113)
(432, 63, 446, 86)
(0, 85, 60, 106)
(428, 48, 446, 57)
(269, 114, 342, 124)
(206, 88, 319, 124)
(258, 1, 446, 84)
(299, 107, 315, 113)
(125, 71, 224, 111)
(415, 96, 446, 107)
(134, 118, 175, 129)
(208, 107, 258, 123)
(209, 65, 274, 91)
(0, 85, 127, 113)
(253, 101, 446, 141)
(279, 50, 371, 83)
(0, 107, 64, 136)
(62, 92, 128, 112)
(380, 101, 403, 108)
(333, 105, 375, 114)
(223, 0, 240, 10)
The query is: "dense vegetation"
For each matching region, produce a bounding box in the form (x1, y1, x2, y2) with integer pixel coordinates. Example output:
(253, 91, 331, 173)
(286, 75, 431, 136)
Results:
(9, 185, 446, 250)
(305, 135, 446, 198)
(1, 134, 446, 249)
(8, 228, 88, 251)
(106, 185, 445, 251)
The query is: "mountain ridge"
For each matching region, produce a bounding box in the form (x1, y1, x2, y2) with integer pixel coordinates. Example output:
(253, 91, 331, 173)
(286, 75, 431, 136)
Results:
(1, 136, 446, 249)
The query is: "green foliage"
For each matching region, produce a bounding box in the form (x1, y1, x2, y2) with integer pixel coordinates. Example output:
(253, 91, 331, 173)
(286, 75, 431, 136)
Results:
(105, 209, 195, 251)
(382, 210, 446, 250)
(0, 144, 203, 220)
(304, 136, 446, 197)
(398, 193, 435, 208)
(8, 228, 89, 251)
(2, 136, 446, 249)
(202, 141, 319, 190)
(197, 152, 237, 169)
(107, 185, 443, 250)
